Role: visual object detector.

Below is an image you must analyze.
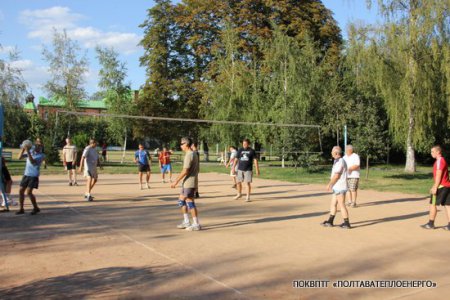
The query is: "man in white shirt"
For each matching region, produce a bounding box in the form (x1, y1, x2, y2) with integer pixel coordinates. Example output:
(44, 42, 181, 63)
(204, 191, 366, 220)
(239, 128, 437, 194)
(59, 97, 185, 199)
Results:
(63, 138, 78, 186)
(344, 145, 360, 207)
(321, 146, 351, 229)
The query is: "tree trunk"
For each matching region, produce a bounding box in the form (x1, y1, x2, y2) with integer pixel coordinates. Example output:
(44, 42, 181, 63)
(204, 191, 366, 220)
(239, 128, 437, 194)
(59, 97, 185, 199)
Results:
(366, 155, 370, 179)
(404, 114, 416, 173)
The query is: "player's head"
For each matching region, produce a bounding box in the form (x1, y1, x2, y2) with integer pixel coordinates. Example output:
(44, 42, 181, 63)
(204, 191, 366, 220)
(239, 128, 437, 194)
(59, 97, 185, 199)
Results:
(180, 137, 192, 151)
(431, 145, 442, 158)
(242, 138, 250, 148)
(331, 146, 342, 158)
(33, 143, 42, 153)
(89, 139, 97, 147)
(345, 145, 354, 155)
(139, 143, 144, 150)
(163, 147, 167, 152)
(66, 137, 71, 144)
(191, 142, 198, 150)
(229, 145, 236, 151)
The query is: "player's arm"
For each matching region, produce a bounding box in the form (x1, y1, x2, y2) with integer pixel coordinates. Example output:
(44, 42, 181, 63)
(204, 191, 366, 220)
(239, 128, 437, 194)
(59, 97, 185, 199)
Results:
(327, 172, 342, 191)
(254, 158, 260, 175)
(171, 168, 189, 188)
(27, 148, 38, 165)
(73, 150, 78, 166)
(431, 169, 443, 195)
(348, 164, 360, 172)
(78, 156, 85, 172)
(18, 147, 26, 160)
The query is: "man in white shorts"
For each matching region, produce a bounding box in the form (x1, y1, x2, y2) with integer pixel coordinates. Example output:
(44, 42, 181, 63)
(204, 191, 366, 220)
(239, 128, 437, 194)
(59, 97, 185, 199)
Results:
(63, 137, 78, 186)
(321, 146, 351, 229)
(344, 145, 360, 207)
(79, 139, 101, 201)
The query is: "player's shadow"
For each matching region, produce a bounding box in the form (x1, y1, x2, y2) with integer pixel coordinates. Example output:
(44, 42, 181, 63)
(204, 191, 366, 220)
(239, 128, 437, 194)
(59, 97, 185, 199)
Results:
(384, 173, 432, 180)
(357, 196, 427, 207)
(0, 266, 157, 299)
(351, 211, 429, 228)
(205, 211, 328, 230)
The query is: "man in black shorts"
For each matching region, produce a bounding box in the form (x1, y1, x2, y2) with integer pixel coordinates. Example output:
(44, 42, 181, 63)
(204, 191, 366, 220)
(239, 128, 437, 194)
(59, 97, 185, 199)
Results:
(232, 138, 260, 202)
(134, 143, 151, 189)
(63, 137, 78, 186)
(421, 145, 450, 230)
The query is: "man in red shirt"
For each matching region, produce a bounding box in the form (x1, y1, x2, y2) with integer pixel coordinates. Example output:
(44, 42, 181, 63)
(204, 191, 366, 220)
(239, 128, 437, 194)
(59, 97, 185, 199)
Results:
(159, 147, 173, 183)
(422, 145, 450, 230)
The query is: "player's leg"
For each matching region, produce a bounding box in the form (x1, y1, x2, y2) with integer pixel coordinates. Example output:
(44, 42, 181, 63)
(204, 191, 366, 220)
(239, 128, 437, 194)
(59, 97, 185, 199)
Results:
(244, 171, 253, 202)
(336, 192, 351, 228)
(422, 191, 440, 229)
(73, 168, 78, 185)
(168, 164, 173, 182)
(234, 171, 243, 200)
(16, 184, 26, 214)
(186, 190, 200, 231)
(177, 193, 190, 228)
(321, 194, 337, 227)
(139, 171, 143, 189)
(146, 169, 151, 188)
(27, 187, 40, 214)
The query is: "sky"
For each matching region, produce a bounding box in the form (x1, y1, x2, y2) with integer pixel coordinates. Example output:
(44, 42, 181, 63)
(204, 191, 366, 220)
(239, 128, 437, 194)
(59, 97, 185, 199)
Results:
(0, 0, 380, 101)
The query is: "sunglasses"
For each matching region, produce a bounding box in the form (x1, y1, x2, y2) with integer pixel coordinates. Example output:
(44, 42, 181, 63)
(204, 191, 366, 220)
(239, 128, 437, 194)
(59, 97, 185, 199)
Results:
(180, 142, 186, 146)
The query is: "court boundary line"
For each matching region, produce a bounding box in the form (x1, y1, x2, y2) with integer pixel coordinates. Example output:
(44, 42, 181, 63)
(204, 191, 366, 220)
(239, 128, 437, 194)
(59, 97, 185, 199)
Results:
(37, 190, 249, 299)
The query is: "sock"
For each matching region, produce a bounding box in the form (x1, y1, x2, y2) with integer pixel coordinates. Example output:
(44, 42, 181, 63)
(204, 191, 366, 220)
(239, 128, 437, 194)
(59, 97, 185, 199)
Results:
(429, 220, 435, 226)
(327, 215, 335, 224)
(193, 217, 199, 225)
(183, 213, 190, 223)
(344, 218, 350, 224)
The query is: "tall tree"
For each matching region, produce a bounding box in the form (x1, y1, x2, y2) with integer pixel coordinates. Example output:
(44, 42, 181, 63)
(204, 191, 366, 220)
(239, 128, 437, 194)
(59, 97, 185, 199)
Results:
(366, 0, 450, 172)
(42, 29, 88, 110)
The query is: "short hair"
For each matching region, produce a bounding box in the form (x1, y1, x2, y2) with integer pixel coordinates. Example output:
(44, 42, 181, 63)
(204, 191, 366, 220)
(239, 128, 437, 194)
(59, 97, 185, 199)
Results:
(346, 145, 353, 150)
(230, 145, 236, 150)
(243, 138, 251, 144)
(432, 145, 442, 153)
(89, 139, 96, 144)
(181, 137, 192, 147)
(139, 143, 144, 147)
(192, 142, 198, 147)
(332, 146, 342, 155)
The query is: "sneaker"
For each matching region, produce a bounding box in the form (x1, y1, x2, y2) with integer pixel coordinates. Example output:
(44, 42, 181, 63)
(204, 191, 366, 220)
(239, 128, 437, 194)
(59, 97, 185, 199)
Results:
(177, 222, 191, 229)
(245, 197, 251, 202)
(339, 222, 351, 229)
(195, 192, 200, 198)
(15, 209, 25, 215)
(232, 184, 237, 189)
(30, 208, 41, 215)
(233, 194, 242, 200)
(350, 202, 357, 208)
(346, 201, 352, 207)
(74, 182, 78, 186)
(69, 182, 73, 186)
(88, 196, 94, 202)
(443, 225, 450, 231)
(146, 183, 151, 189)
(321, 220, 333, 227)
(421, 223, 435, 230)
(186, 224, 201, 231)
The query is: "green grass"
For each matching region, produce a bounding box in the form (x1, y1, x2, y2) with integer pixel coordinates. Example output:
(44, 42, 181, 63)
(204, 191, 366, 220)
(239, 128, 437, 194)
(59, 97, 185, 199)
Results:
(4, 151, 433, 195)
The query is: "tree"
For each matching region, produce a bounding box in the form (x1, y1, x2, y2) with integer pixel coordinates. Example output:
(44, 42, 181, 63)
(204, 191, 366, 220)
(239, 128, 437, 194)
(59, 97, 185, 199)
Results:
(365, 0, 450, 172)
(42, 29, 88, 110)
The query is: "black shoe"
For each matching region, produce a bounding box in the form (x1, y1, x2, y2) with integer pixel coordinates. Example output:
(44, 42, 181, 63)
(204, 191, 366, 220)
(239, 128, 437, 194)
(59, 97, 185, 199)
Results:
(421, 223, 435, 230)
(321, 220, 333, 227)
(74, 182, 78, 186)
(69, 182, 73, 186)
(88, 196, 94, 202)
(339, 222, 351, 229)
(195, 192, 200, 198)
(443, 225, 450, 231)
(30, 208, 41, 215)
(15, 209, 25, 215)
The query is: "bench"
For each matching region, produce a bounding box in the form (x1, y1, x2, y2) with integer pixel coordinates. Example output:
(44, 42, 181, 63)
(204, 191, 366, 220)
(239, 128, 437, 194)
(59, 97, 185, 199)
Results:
(2, 151, 12, 161)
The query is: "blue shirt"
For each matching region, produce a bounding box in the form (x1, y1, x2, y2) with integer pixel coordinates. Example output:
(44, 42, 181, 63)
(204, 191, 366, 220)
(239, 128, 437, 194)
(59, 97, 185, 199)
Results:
(135, 150, 150, 165)
(24, 151, 45, 177)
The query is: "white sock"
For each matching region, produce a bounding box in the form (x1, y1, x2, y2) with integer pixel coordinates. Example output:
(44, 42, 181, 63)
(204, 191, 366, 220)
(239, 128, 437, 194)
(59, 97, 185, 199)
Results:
(193, 217, 199, 225)
(183, 213, 190, 223)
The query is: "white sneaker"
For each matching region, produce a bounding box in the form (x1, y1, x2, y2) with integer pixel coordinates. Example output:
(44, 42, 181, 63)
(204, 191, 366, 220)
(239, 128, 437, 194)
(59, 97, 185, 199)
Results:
(186, 224, 201, 231)
(245, 196, 251, 202)
(146, 183, 150, 189)
(177, 222, 190, 229)
(233, 194, 242, 200)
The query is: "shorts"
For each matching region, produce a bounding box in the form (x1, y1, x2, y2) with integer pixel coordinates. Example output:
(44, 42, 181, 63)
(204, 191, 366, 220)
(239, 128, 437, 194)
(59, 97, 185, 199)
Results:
(161, 164, 172, 173)
(138, 164, 150, 172)
(430, 186, 450, 206)
(84, 168, 98, 179)
(237, 170, 253, 183)
(332, 189, 347, 195)
(66, 162, 76, 170)
(2, 167, 12, 182)
(181, 187, 196, 199)
(347, 178, 359, 191)
(20, 176, 39, 189)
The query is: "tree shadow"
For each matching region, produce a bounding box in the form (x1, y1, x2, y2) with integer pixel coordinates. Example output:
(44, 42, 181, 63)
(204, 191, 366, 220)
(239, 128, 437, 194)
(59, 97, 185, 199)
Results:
(357, 196, 427, 207)
(352, 211, 429, 228)
(384, 173, 432, 180)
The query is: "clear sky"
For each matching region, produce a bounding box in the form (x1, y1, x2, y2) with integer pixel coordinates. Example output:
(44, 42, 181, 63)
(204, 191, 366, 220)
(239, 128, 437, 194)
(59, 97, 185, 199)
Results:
(0, 0, 379, 100)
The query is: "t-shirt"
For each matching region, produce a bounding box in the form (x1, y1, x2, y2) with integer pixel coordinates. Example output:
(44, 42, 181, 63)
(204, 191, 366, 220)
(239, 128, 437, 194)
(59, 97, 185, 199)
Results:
(182, 150, 199, 189)
(331, 157, 348, 191)
(24, 151, 45, 177)
(135, 150, 150, 165)
(237, 147, 257, 171)
(82, 146, 99, 171)
(433, 156, 450, 187)
(63, 145, 77, 162)
(159, 151, 171, 165)
(344, 153, 360, 179)
(230, 150, 237, 160)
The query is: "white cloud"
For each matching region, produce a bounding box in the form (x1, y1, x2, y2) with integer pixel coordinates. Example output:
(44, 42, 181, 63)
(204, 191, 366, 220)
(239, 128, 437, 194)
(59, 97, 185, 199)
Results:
(0, 45, 16, 55)
(19, 6, 141, 55)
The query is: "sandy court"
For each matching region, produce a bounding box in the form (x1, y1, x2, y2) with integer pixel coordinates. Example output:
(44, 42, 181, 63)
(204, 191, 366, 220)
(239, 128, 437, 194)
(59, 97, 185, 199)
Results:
(1, 172, 449, 299)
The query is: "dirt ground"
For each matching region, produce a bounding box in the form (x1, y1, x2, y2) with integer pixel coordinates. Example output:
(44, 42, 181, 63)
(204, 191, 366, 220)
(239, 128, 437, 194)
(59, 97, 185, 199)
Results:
(0, 172, 449, 299)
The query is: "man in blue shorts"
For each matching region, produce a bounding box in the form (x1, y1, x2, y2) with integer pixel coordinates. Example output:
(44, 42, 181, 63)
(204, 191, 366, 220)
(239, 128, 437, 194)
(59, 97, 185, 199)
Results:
(134, 143, 151, 189)
(159, 147, 173, 183)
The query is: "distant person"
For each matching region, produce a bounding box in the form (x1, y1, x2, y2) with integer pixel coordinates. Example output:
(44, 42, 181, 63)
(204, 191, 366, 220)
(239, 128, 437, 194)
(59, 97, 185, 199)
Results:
(203, 141, 209, 162)
(421, 145, 450, 230)
(159, 147, 173, 183)
(1, 157, 17, 208)
(134, 143, 151, 190)
(232, 138, 260, 202)
(101, 142, 107, 162)
(16, 140, 45, 215)
(225, 146, 238, 189)
(321, 146, 351, 229)
(35, 137, 47, 169)
(79, 139, 101, 201)
(62, 137, 78, 186)
(171, 137, 201, 231)
(344, 145, 360, 207)
(191, 142, 200, 198)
